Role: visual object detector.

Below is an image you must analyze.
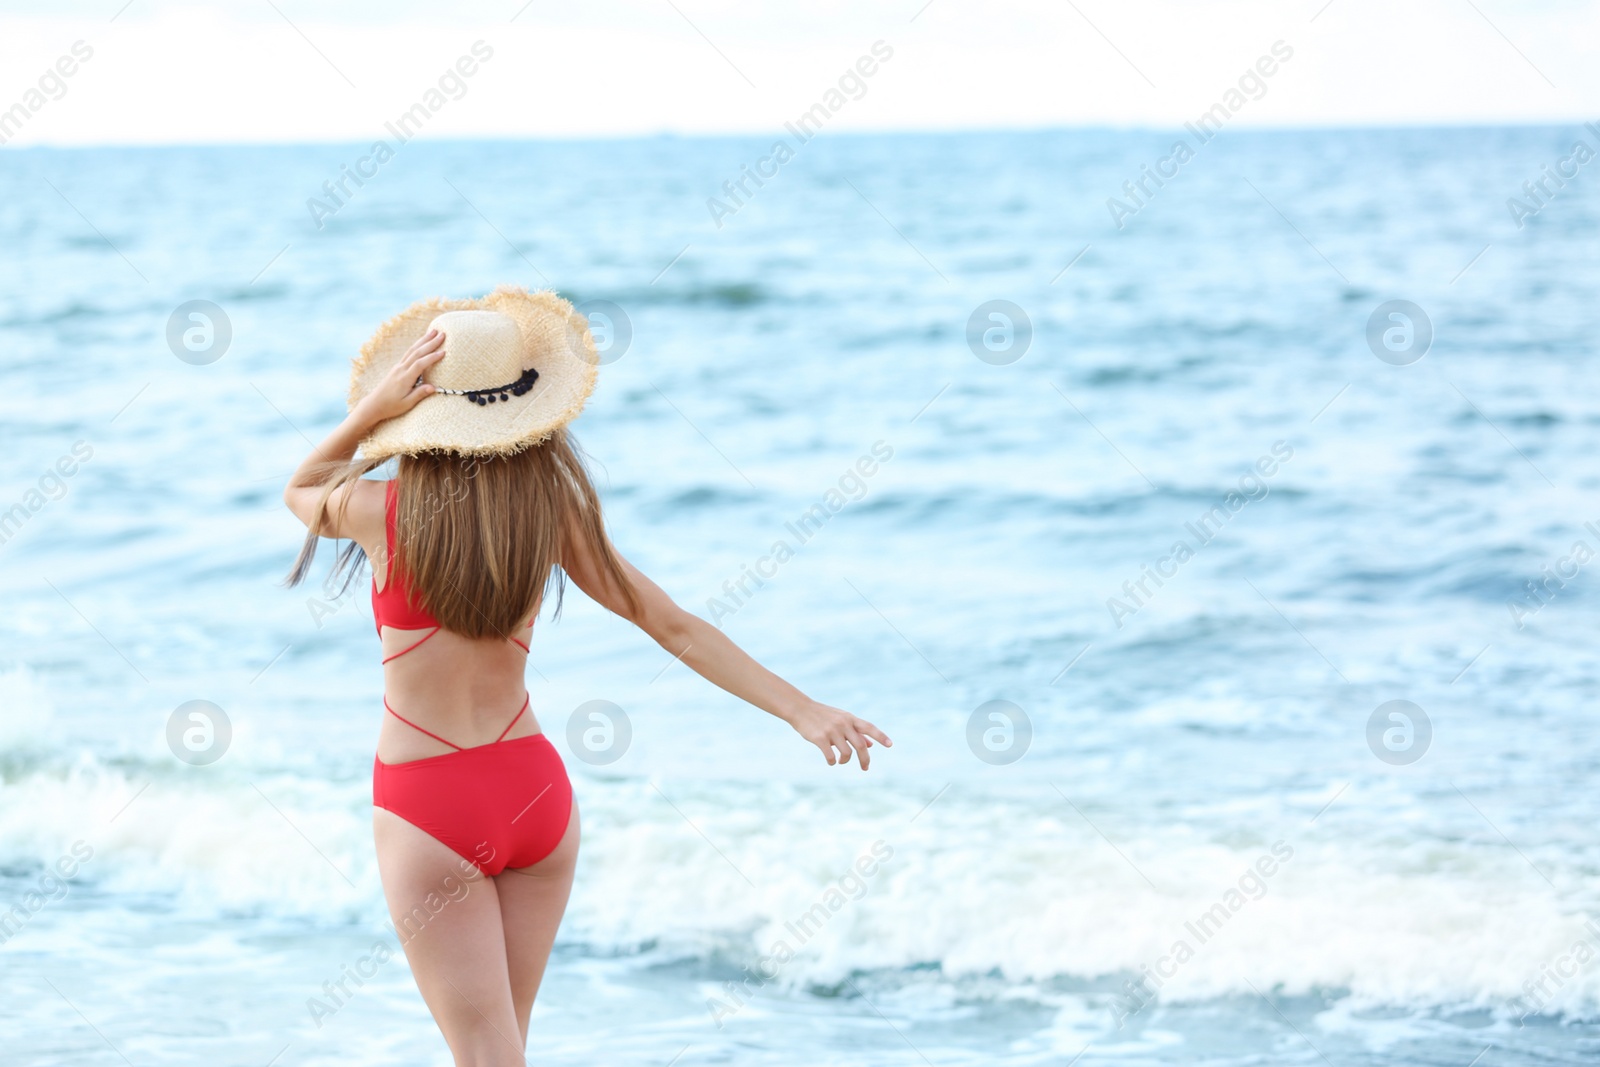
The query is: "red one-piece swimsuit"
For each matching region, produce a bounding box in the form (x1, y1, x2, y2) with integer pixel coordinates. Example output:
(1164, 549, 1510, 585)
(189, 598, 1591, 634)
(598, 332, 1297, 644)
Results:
(370, 479, 572, 875)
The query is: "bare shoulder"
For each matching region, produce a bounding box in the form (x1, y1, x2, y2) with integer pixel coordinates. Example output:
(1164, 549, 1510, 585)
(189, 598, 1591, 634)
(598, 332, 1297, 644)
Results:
(342, 477, 388, 541)
(284, 474, 387, 547)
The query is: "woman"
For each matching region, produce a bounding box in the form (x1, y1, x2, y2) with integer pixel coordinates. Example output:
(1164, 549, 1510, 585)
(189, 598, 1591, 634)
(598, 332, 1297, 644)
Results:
(282, 286, 890, 1065)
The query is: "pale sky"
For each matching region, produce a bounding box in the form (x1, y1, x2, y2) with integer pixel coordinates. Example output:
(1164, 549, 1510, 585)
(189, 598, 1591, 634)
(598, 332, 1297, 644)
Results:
(1, 0, 1595, 146)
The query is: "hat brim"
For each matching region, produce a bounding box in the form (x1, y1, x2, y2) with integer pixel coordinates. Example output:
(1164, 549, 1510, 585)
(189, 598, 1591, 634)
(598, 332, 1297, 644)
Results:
(348, 286, 599, 461)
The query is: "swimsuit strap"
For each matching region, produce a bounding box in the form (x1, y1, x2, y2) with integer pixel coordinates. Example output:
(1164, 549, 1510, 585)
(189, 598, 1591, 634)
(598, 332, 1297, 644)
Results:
(381, 626, 441, 664)
(382, 692, 532, 750)
(495, 693, 531, 742)
(383, 696, 464, 751)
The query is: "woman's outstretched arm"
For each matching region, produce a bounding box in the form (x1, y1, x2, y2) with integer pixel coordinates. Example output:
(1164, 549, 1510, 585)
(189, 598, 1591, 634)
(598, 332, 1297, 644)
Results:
(563, 537, 893, 770)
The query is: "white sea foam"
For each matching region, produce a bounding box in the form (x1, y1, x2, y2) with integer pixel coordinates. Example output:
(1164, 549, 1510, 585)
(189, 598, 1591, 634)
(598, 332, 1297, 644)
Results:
(2, 747, 1595, 1017)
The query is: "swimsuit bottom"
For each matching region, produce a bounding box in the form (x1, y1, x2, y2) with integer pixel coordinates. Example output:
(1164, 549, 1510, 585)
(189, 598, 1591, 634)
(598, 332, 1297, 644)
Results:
(373, 730, 573, 876)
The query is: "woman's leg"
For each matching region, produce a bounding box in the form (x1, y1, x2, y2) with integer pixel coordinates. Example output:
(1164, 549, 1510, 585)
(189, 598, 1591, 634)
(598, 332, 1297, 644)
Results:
(494, 801, 581, 1041)
(372, 808, 526, 1067)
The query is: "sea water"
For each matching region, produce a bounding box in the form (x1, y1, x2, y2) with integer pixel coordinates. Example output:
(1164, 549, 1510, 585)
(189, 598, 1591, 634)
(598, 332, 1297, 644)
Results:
(1, 128, 1598, 1064)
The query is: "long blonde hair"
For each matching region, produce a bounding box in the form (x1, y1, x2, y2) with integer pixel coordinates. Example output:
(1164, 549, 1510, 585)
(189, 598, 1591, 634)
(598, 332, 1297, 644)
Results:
(286, 430, 638, 637)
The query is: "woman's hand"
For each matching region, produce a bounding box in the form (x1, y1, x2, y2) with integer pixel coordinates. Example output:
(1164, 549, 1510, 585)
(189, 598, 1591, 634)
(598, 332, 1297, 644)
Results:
(786, 700, 892, 771)
(354, 329, 447, 425)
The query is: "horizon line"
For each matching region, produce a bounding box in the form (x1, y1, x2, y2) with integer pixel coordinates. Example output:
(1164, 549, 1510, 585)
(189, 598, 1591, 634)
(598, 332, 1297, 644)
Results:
(5, 117, 1594, 152)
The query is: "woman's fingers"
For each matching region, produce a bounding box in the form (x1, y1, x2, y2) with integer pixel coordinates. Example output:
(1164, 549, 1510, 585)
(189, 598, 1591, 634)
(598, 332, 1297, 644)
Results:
(856, 718, 893, 747)
(842, 727, 873, 770)
(400, 329, 445, 366)
(396, 346, 448, 398)
(845, 728, 873, 770)
(409, 347, 447, 377)
(398, 333, 429, 364)
(805, 711, 888, 770)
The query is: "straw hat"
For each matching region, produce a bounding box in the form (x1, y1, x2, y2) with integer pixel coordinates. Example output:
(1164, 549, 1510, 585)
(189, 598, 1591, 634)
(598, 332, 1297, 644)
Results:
(348, 285, 599, 460)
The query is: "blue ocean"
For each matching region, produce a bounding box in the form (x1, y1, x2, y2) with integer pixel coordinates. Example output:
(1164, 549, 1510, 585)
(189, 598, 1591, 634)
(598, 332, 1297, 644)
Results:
(2, 126, 1599, 1065)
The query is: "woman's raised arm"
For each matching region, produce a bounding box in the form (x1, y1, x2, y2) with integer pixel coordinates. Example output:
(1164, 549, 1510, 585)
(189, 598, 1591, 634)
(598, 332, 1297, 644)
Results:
(282, 329, 447, 539)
